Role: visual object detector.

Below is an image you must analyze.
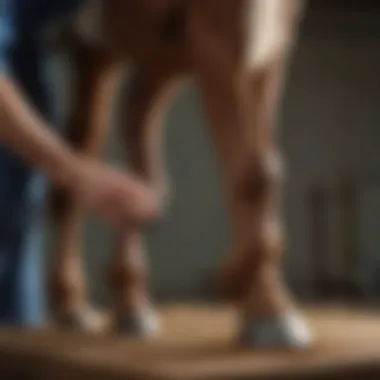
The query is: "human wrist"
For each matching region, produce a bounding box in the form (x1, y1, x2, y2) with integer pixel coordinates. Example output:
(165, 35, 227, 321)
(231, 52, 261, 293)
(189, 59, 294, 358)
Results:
(45, 149, 83, 190)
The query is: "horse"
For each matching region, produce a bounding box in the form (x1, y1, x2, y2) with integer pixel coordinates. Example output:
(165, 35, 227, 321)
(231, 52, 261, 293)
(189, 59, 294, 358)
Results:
(48, 0, 312, 348)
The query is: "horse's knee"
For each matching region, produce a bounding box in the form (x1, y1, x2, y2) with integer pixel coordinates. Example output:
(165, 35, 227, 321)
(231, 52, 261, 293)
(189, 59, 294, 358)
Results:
(232, 150, 285, 263)
(234, 151, 284, 203)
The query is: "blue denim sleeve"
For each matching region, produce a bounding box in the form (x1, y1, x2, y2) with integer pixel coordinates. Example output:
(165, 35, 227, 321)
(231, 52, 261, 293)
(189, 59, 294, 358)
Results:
(0, 0, 15, 73)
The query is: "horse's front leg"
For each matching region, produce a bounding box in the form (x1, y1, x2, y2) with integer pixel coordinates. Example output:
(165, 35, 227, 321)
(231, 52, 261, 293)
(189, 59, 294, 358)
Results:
(189, 0, 312, 348)
(49, 44, 119, 332)
(108, 66, 179, 336)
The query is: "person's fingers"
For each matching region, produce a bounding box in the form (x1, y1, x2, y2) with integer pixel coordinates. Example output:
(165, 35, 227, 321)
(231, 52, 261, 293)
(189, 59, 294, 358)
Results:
(97, 189, 156, 229)
(119, 181, 161, 219)
(79, 164, 162, 228)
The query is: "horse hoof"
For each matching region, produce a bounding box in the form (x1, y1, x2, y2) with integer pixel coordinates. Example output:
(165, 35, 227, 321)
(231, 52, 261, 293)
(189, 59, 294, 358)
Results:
(114, 309, 160, 338)
(239, 312, 314, 349)
(53, 306, 108, 334)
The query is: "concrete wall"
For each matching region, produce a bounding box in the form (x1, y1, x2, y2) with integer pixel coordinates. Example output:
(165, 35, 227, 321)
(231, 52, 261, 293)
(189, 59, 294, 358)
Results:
(281, 7, 380, 296)
(48, 5, 380, 305)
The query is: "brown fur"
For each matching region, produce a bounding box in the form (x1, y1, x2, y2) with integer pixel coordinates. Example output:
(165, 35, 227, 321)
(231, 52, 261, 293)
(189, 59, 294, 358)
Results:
(49, 0, 305, 323)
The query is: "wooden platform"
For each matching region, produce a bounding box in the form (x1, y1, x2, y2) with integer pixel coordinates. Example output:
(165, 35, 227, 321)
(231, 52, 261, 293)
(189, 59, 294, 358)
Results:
(0, 304, 380, 380)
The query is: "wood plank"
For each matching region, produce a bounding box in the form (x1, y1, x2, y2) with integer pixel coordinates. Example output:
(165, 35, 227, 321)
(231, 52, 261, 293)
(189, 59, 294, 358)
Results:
(0, 305, 380, 380)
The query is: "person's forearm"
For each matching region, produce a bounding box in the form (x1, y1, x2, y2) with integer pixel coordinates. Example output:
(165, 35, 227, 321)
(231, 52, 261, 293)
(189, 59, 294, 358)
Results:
(0, 74, 80, 187)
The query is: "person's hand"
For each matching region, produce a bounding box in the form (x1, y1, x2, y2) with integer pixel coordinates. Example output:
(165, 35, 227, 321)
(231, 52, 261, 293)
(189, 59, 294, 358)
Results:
(69, 159, 160, 228)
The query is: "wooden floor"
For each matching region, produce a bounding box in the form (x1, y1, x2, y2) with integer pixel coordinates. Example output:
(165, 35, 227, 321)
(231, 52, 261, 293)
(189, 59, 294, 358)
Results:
(0, 304, 380, 380)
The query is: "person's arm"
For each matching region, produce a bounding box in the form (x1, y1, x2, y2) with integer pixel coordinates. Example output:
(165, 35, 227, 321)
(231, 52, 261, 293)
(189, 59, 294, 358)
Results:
(0, 73, 160, 226)
(0, 75, 82, 186)
(0, 2, 158, 227)
(0, 0, 81, 187)
(0, 74, 80, 188)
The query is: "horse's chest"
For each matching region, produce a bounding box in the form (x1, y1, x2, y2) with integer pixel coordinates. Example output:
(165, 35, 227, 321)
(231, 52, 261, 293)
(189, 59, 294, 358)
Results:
(72, 0, 188, 67)
(71, 0, 300, 70)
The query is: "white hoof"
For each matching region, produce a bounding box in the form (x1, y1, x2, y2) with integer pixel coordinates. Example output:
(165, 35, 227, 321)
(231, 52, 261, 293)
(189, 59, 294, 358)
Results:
(239, 312, 313, 349)
(115, 308, 160, 338)
(54, 306, 107, 334)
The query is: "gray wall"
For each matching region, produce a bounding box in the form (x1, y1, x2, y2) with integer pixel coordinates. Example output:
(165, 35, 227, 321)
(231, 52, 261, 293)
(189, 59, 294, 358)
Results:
(48, 5, 380, 305)
(281, 7, 380, 295)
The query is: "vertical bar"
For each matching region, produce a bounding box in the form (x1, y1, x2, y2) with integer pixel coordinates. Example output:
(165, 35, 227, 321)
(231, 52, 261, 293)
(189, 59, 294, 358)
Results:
(308, 184, 328, 299)
(337, 170, 358, 299)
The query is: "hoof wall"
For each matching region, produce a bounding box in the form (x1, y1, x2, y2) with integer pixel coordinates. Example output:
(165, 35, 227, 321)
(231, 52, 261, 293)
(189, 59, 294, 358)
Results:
(239, 312, 313, 349)
(53, 306, 107, 334)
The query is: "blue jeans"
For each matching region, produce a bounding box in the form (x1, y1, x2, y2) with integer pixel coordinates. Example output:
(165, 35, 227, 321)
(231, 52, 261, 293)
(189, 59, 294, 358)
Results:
(0, 42, 54, 326)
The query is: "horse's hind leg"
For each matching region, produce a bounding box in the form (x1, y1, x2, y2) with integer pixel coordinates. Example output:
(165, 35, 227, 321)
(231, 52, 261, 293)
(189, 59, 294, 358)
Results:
(189, 0, 312, 348)
(227, 62, 312, 349)
(49, 44, 119, 332)
(108, 66, 179, 336)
